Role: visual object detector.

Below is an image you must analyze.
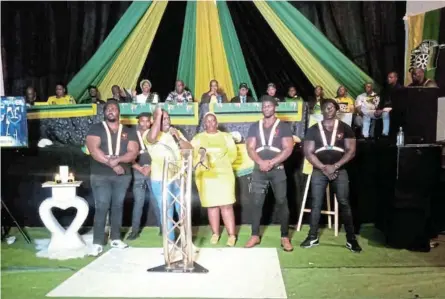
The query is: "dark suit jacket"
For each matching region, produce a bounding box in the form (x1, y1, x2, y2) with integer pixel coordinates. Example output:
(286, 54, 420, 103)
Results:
(230, 95, 255, 103)
(200, 92, 228, 103)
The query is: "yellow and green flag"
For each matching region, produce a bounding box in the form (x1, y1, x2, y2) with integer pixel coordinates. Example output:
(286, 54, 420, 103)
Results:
(405, 7, 445, 85)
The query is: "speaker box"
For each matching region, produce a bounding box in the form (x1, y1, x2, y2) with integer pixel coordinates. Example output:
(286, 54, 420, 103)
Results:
(391, 87, 440, 143)
(385, 145, 442, 251)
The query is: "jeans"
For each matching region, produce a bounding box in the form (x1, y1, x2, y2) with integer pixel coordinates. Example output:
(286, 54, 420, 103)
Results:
(132, 175, 159, 232)
(150, 180, 181, 241)
(250, 168, 290, 237)
(362, 112, 390, 138)
(309, 169, 355, 239)
(91, 174, 131, 245)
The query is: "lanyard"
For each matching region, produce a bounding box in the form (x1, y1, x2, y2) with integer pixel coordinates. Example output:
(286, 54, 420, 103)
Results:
(314, 119, 344, 154)
(102, 121, 123, 157)
(256, 119, 281, 153)
(136, 129, 149, 154)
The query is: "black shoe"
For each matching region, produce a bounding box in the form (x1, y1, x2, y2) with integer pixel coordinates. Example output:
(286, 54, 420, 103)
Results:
(300, 236, 319, 248)
(126, 231, 139, 241)
(346, 239, 362, 253)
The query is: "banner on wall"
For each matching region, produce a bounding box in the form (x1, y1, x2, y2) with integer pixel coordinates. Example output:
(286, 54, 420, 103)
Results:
(302, 113, 353, 175)
(0, 96, 28, 147)
(404, 7, 445, 86)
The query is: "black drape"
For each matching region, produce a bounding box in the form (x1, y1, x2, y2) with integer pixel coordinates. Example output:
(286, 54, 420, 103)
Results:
(1, 1, 131, 100)
(2, 1, 406, 101)
(136, 1, 187, 100)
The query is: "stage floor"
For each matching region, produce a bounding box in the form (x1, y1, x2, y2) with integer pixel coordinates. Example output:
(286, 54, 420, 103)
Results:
(2, 225, 445, 299)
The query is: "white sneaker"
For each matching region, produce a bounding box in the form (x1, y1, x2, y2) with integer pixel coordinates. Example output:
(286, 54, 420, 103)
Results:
(110, 239, 129, 249)
(89, 244, 103, 257)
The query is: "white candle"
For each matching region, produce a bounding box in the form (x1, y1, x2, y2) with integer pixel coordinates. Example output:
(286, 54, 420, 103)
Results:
(59, 166, 69, 183)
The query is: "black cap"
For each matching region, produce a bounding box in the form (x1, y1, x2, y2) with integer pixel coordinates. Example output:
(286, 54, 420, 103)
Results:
(239, 83, 248, 89)
(267, 83, 276, 89)
(320, 98, 340, 111)
(260, 95, 278, 106)
(137, 112, 152, 119)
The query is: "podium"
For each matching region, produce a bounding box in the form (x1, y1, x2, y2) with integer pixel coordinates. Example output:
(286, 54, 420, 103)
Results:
(38, 181, 89, 259)
(391, 87, 440, 143)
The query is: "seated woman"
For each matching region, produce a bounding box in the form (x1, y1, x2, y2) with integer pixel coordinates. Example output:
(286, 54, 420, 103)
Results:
(308, 85, 325, 114)
(191, 112, 237, 246)
(47, 83, 76, 105)
(200, 80, 228, 104)
(335, 85, 355, 113)
(284, 86, 304, 102)
(133, 79, 159, 104)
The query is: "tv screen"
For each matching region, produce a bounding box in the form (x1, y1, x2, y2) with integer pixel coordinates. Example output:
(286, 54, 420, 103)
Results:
(0, 96, 28, 147)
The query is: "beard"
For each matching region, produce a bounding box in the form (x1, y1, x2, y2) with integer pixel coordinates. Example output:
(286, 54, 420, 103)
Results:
(106, 114, 117, 122)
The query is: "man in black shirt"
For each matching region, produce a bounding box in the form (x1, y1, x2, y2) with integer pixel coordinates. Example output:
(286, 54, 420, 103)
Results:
(127, 112, 156, 240)
(86, 100, 139, 256)
(245, 96, 294, 251)
(301, 99, 362, 252)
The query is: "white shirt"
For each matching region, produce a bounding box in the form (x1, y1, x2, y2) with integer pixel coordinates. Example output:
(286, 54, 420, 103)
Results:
(355, 92, 380, 116)
(135, 93, 158, 104)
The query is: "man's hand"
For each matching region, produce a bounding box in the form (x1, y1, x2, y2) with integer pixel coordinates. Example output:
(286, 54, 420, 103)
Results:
(321, 165, 338, 181)
(113, 165, 125, 175)
(154, 107, 163, 118)
(108, 157, 120, 168)
(327, 172, 338, 181)
(139, 165, 151, 177)
(259, 160, 272, 172)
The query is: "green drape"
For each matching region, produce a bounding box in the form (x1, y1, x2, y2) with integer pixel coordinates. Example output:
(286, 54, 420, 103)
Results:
(265, 1, 376, 98)
(68, 1, 152, 102)
(217, 1, 258, 100)
(177, 1, 197, 98)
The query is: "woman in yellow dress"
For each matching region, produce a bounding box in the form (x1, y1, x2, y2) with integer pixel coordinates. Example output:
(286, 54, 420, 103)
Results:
(47, 83, 76, 105)
(191, 112, 237, 246)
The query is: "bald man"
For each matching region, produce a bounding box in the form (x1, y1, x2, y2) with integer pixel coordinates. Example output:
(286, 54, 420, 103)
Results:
(408, 68, 438, 88)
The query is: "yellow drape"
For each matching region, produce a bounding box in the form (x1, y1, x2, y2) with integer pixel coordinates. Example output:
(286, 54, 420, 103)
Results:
(195, 1, 234, 101)
(404, 13, 425, 85)
(98, 1, 168, 100)
(254, 1, 340, 98)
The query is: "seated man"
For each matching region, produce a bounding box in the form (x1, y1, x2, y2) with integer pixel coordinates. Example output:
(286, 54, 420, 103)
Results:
(408, 68, 438, 87)
(355, 83, 389, 139)
(231, 83, 255, 103)
(81, 86, 106, 104)
(47, 83, 76, 105)
(165, 80, 193, 104)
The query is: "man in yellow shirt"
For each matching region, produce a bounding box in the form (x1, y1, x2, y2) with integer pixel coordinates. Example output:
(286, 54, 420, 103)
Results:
(47, 83, 76, 105)
(146, 108, 193, 242)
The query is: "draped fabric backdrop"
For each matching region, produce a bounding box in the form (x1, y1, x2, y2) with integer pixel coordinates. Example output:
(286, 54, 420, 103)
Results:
(1, 1, 406, 101)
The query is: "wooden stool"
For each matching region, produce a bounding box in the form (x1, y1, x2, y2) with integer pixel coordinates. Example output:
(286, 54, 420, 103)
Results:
(296, 174, 339, 236)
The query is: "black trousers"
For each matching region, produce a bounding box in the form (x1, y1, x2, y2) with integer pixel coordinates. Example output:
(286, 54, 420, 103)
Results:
(250, 167, 290, 237)
(309, 169, 355, 239)
(91, 174, 131, 245)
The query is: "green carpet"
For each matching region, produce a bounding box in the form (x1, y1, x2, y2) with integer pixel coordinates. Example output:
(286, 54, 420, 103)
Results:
(2, 225, 445, 299)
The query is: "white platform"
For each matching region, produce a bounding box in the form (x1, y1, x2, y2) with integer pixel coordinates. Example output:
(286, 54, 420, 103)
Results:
(47, 247, 287, 299)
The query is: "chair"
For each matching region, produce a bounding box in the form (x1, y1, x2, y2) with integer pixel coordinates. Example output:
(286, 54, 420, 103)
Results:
(296, 174, 339, 236)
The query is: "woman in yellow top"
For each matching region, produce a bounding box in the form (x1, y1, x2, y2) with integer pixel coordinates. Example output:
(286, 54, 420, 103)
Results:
(191, 112, 237, 246)
(335, 85, 355, 113)
(47, 83, 76, 105)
